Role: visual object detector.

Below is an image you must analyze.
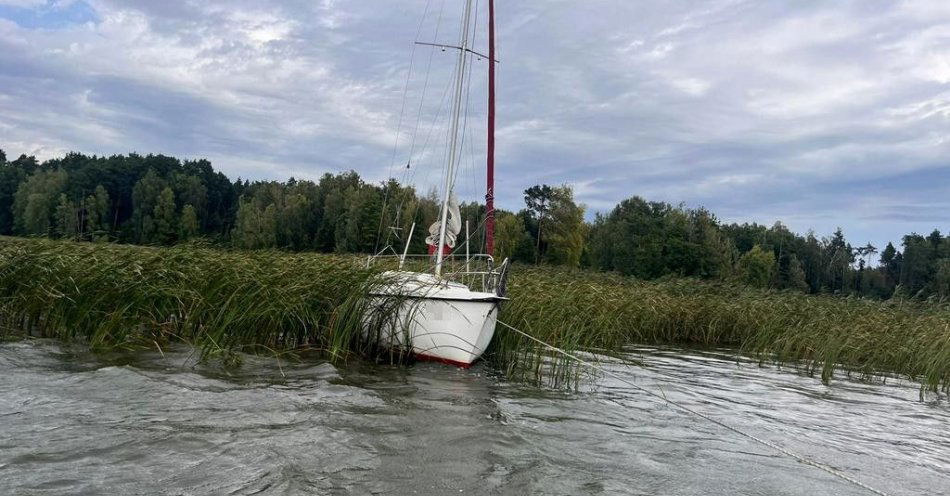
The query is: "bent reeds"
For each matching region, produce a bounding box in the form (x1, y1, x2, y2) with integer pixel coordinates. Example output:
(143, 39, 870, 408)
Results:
(1, 237, 948, 392)
(0, 237, 381, 363)
(495, 266, 950, 392)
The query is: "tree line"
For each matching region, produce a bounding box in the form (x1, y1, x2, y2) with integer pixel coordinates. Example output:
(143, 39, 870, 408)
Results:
(1, 149, 947, 299)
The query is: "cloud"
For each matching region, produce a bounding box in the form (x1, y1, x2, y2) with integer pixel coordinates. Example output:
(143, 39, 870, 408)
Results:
(0, 0, 45, 7)
(1, 0, 949, 252)
(669, 78, 711, 96)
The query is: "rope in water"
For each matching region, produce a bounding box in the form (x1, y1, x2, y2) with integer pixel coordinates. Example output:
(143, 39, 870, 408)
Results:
(496, 320, 891, 496)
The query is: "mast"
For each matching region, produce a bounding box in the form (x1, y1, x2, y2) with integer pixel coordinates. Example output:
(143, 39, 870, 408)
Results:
(485, 0, 496, 257)
(435, 0, 474, 277)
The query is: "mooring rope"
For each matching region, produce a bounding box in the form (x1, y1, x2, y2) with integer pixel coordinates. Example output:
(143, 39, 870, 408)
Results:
(496, 320, 891, 496)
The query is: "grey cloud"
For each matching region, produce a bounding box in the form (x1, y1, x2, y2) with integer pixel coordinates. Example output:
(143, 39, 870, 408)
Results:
(1, 0, 949, 251)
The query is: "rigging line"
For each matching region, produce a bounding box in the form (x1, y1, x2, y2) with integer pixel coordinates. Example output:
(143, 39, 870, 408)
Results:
(437, 0, 470, 208)
(407, 51, 456, 188)
(406, 2, 458, 186)
(466, 0, 482, 205)
(467, 122, 485, 250)
(449, 0, 478, 204)
(457, 99, 481, 250)
(449, 51, 473, 198)
(392, 46, 437, 246)
(433, 74, 456, 223)
(405, 0, 447, 174)
(402, 0, 481, 253)
(376, 0, 434, 253)
(399, 52, 456, 233)
(451, 207, 490, 258)
(462, 113, 476, 211)
(406, 73, 450, 192)
(438, 122, 450, 202)
(495, 320, 891, 496)
(462, 55, 479, 212)
(471, 0, 480, 58)
(395, 176, 495, 277)
(400, 211, 493, 276)
(462, 0, 479, 199)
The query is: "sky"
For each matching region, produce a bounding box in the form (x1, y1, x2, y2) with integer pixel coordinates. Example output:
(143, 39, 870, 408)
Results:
(1, 0, 949, 252)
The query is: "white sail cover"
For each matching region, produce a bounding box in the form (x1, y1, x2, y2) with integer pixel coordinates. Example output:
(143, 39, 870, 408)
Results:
(426, 193, 461, 248)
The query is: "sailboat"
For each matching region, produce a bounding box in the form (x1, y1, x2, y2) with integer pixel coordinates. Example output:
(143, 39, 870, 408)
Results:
(363, 0, 508, 367)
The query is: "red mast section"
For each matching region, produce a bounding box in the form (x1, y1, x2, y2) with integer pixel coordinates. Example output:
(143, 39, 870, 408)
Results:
(485, 0, 496, 256)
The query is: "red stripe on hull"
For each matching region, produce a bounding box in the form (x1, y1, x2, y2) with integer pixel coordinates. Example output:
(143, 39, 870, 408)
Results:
(414, 352, 474, 368)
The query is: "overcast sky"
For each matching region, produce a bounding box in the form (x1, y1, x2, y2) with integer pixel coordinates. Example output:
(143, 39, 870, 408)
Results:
(1, 0, 949, 251)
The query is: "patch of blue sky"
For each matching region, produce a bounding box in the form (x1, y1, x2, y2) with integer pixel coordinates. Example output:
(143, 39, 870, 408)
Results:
(0, 1, 98, 29)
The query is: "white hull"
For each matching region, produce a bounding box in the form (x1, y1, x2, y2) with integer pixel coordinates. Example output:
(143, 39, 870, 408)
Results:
(364, 272, 503, 366)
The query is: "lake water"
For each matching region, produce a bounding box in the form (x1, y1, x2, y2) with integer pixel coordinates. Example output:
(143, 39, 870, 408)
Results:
(1, 340, 947, 495)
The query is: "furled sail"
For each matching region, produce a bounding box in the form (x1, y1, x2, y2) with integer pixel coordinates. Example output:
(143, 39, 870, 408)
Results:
(426, 193, 461, 249)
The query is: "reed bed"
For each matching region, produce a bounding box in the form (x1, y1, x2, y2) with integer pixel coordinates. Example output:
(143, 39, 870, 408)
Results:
(0, 237, 382, 363)
(1, 237, 948, 392)
(496, 266, 950, 392)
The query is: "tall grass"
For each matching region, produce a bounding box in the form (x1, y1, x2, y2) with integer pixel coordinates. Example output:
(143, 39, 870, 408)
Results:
(0, 237, 384, 363)
(496, 266, 950, 392)
(1, 237, 948, 392)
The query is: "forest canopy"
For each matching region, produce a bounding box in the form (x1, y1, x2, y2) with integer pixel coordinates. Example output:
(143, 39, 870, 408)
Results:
(1, 148, 947, 300)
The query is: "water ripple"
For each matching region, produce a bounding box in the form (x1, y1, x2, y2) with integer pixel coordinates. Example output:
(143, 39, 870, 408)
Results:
(0, 340, 947, 495)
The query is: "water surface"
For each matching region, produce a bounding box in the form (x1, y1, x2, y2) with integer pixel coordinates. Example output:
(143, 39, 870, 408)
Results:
(1, 340, 947, 495)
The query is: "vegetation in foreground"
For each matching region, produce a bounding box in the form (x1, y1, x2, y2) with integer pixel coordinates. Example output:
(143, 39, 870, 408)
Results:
(1, 237, 948, 393)
(497, 267, 950, 392)
(0, 237, 379, 364)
